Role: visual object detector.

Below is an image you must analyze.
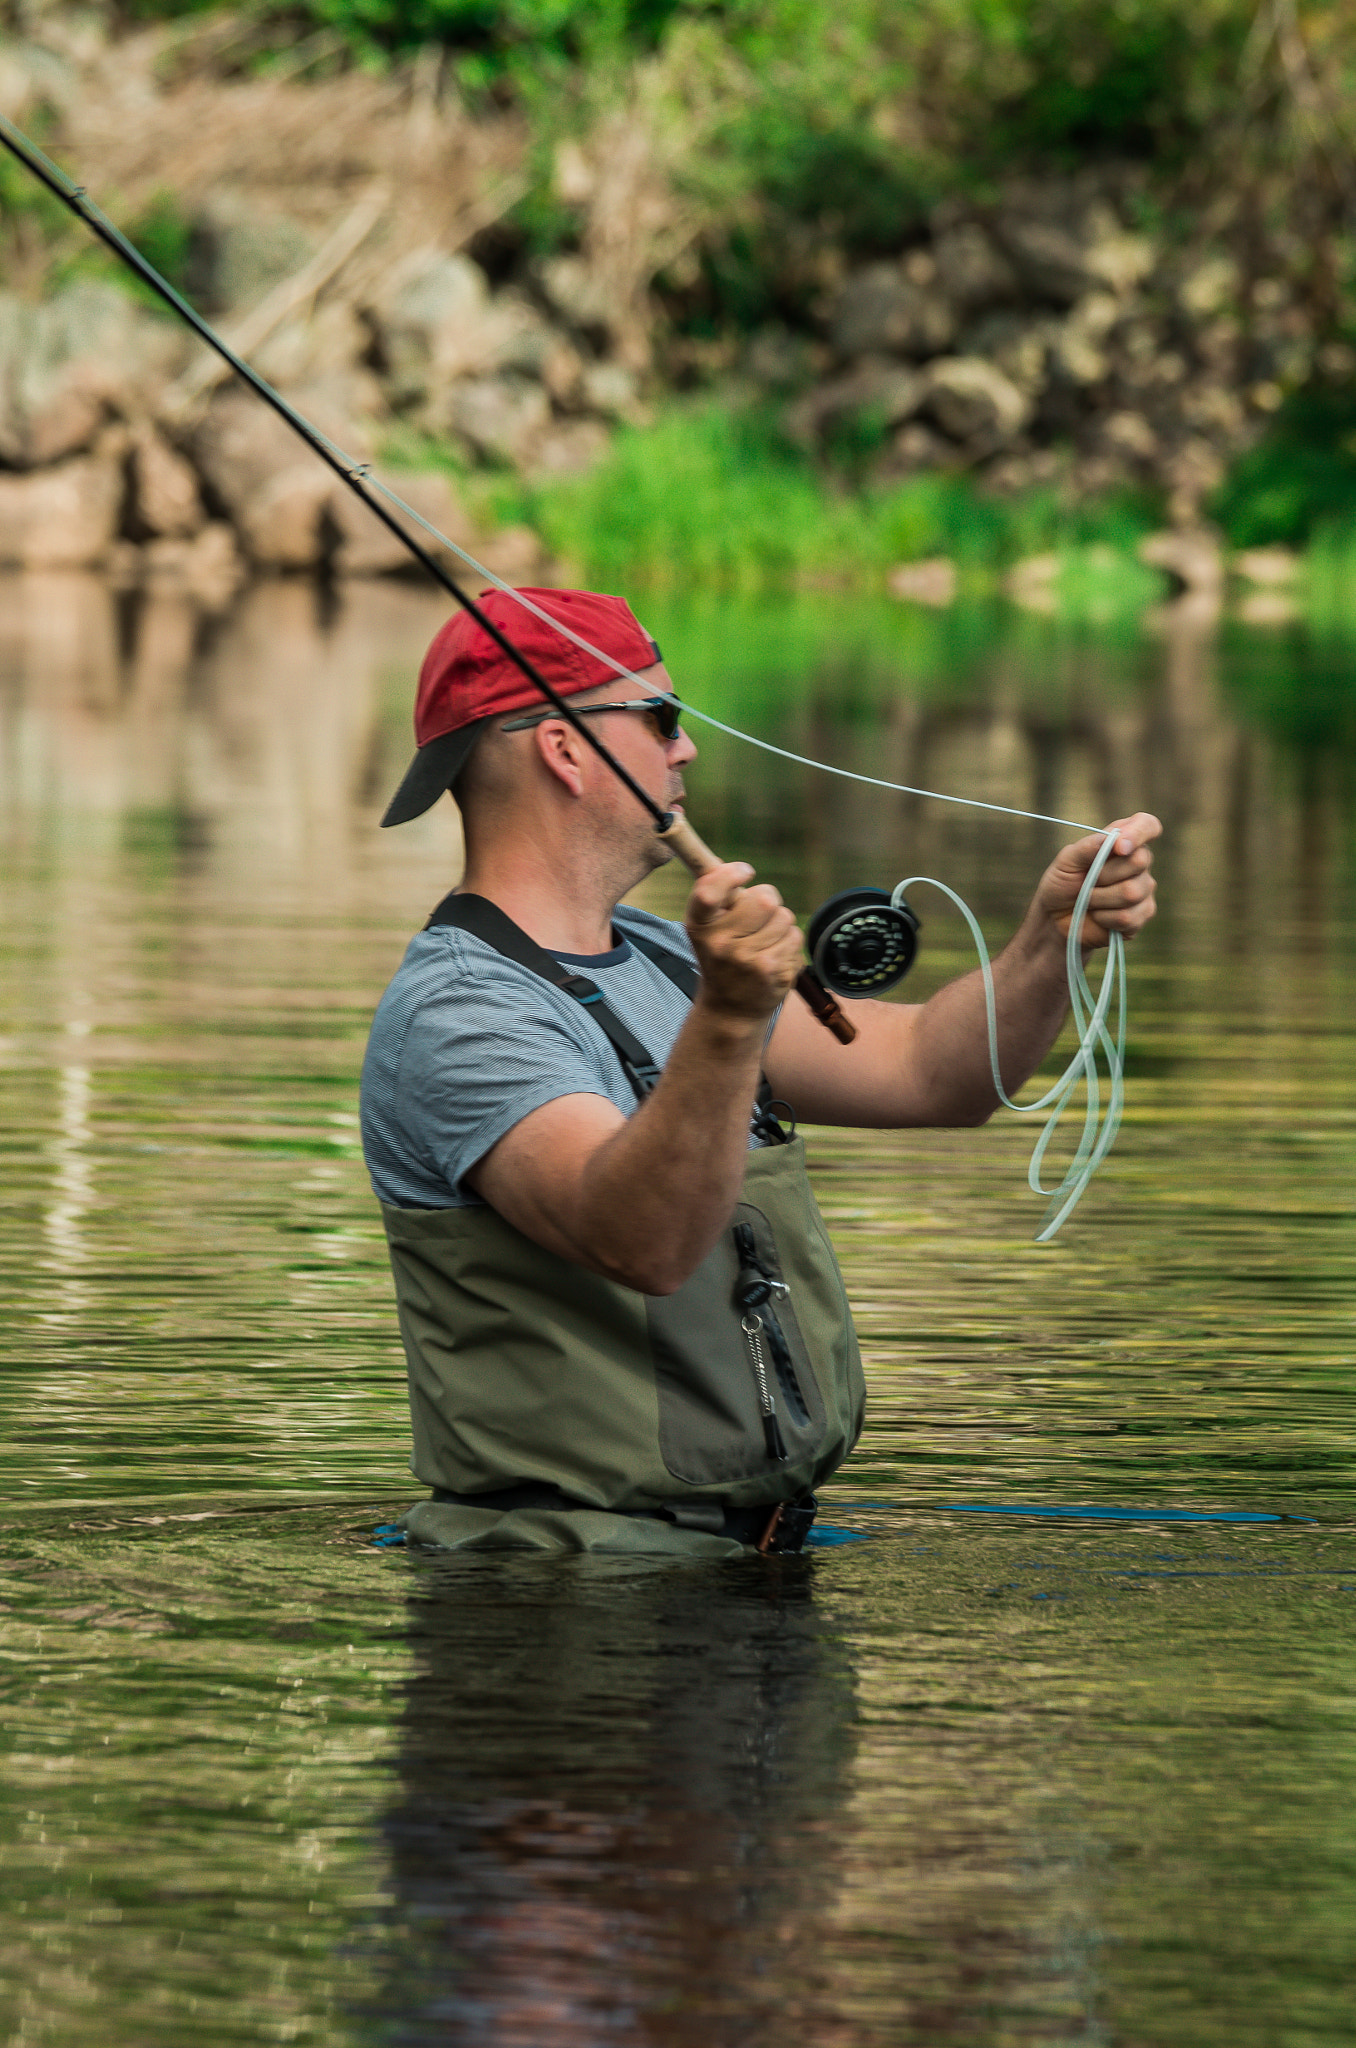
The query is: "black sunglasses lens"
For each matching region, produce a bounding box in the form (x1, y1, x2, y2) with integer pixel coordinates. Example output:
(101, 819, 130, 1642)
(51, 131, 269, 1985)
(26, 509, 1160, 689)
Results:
(652, 700, 680, 740)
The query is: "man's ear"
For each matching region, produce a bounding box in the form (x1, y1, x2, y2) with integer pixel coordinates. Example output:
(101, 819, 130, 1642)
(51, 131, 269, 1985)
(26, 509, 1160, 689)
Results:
(533, 717, 588, 798)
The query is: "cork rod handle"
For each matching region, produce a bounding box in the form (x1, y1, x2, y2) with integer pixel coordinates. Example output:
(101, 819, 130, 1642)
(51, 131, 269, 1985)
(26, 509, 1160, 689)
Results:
(657, 811, 859, 1046)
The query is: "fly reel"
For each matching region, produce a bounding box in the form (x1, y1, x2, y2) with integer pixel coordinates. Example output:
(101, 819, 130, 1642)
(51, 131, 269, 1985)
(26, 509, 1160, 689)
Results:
(806, 888, 920, 997)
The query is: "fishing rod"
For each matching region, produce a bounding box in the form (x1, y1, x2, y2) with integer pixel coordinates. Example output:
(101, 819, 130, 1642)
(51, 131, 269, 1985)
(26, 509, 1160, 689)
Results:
(0, 111, 857, 1044)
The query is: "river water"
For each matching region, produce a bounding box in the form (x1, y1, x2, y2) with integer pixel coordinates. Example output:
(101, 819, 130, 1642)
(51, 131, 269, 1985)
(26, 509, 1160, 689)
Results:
(2, 571, 1354, 2044)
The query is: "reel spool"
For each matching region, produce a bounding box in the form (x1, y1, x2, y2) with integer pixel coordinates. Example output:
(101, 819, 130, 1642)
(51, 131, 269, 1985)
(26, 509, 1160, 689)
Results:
(806, 888, 920, 997)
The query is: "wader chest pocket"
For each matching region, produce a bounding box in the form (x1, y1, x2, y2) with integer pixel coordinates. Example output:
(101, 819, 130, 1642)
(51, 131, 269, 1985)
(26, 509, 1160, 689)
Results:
(647, 1202, 829, 1487)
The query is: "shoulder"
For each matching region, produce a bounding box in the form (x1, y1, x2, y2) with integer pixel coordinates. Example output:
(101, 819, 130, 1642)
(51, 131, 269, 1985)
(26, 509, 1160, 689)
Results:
(366, 925, 605, 1058)
(613, 904, 697, 968)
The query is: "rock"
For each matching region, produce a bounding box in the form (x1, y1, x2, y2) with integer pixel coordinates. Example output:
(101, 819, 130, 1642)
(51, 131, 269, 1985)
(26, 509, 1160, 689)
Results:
(995, 197, 1153, 305)
(439, 374, 552, 468)
(785, 356, 924, 446)
(958, 311, 1057, 397)
(530, 419, 613, 475)
(185, 193, 316, 314)
(580, 362, 643, 421)
(1005, 554, 1060, 614)
(252, 303, 369, 391)
(535, 255, 618, 336)
(331, 468, 476, 577)
(1177, 255, 1241, 320)
(184, 378, 381, 566)
(368, 254, 493, 403)
(239, 465, 336, 571)
(829, 263, 957, 359)
(931, 224, 1020, 315)
(1101, 411, 1159, 462)
(924, 357, 1031, 448)
(1234, 546, 1299, 586)
(1138, 528, 1224, 595)
(1162, 440, 1227, 526)
(887, 558, 957, 606)
(744, 327, 820, 391)
(0, 283, 184, 468)
(128, 427, 204, 539)
(1051, 294, 1119, 386)
(473, 524, 548, 583)
(883, 421, 952, 476)
(0, 440, 124, 567)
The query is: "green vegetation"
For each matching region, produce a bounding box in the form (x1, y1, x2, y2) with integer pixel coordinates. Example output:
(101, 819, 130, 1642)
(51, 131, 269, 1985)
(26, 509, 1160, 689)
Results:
(1211, 387, 1356, 550)
(487, 399, 1163, 608)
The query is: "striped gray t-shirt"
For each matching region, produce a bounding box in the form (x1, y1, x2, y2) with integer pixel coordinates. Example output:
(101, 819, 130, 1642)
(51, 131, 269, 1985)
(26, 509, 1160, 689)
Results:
(361, 904, 711, 1210)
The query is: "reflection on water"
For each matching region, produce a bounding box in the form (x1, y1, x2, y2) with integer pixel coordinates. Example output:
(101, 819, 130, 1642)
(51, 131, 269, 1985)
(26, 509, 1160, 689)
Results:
(2, 572, 1356, 2042)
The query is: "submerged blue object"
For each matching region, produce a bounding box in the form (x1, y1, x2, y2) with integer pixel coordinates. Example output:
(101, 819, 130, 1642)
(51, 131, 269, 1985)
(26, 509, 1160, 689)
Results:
(940, 1503, 1316, 1525)
(805, 1526, 871, 1546)
(372, 1524, 407, 1547)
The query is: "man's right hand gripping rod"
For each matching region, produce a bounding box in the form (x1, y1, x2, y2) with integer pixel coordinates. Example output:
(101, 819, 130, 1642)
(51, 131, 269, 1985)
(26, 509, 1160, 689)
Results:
(657, 810, 858, 1046)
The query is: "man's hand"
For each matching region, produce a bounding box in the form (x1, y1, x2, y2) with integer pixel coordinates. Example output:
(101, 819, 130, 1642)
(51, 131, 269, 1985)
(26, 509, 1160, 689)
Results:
(684, 861, 805, 1023)
(1037, 812, 1161, 948)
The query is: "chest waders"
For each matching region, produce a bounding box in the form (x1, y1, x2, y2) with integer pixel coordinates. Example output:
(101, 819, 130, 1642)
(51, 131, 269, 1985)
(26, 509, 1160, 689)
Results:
(386, 894, 866, 1557)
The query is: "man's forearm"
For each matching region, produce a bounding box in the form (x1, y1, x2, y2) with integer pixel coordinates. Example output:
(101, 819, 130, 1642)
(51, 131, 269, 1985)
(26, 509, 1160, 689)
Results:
(567, 996, 766, 1292)
(906, 908, 1077, 1124)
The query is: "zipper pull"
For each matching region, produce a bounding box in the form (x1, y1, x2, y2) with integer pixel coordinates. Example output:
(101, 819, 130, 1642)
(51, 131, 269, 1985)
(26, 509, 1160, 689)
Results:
(742, 1313, 789, 1463)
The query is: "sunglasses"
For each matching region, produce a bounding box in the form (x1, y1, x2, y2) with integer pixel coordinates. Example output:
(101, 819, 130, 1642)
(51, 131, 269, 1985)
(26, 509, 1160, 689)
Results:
(500, 695, 682, 743)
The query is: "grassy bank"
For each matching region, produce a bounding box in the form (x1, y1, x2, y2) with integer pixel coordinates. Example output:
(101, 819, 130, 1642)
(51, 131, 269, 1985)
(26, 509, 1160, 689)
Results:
(474, 401, 1166, 609)
(422, 397, 1353, 628)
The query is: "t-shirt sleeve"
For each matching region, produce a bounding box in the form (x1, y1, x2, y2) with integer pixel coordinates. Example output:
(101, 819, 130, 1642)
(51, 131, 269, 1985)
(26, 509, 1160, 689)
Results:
(390, 941, 622, 1199)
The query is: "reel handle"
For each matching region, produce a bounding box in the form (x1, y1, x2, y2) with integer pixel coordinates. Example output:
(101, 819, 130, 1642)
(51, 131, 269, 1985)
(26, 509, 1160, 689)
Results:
(657, 811, 859, 1046)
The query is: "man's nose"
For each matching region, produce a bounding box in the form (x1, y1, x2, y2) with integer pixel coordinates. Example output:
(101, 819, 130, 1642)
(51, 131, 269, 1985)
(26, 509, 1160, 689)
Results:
(671, 726, 697, 766)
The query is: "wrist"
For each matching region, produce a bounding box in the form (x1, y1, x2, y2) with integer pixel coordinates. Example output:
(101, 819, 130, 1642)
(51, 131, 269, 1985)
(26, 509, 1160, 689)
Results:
(690, 989, 773, 1055)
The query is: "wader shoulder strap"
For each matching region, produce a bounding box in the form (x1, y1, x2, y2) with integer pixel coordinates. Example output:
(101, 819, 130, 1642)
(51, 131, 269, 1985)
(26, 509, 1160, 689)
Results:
(425, 893, 789, 1139)
(425, 891, 665, 1101)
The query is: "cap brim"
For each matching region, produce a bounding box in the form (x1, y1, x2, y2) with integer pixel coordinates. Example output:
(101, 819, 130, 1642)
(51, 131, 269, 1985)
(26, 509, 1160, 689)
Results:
(380, 720, 490, 827)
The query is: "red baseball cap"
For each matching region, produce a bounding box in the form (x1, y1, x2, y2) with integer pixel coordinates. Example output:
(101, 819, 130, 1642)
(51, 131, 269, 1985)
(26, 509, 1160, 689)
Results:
(381, 586, 662, 826)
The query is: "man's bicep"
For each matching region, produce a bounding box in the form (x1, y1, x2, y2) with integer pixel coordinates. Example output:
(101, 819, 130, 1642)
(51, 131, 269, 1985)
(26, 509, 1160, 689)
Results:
(466, 1092, 628, 1261)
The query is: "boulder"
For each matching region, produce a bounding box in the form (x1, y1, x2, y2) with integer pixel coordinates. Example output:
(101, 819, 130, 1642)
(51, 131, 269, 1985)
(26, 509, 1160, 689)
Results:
(0, 283, 184, 468)
(995, 198, 1153, 305)
(1005, 554, 1060, 614)
(331, 469, 477, 578)
(887, 558, 957, 606)
(239, 465, 336, 571)
(829, 263, 956, 359)
(368, 253, 493, 403)
(931, 224, 1020, 315)
(128, 427, 204, 539)
(785, 357, 924, 446)
(473, 524, 548, 584)
(924, 357, 1031, 448)
(184, 377, 381, 566)
(0, 440, 124, 567)
(957, 311, 1057, 397)
(1177, 255, 1242, 320)
(535, 255, 618, 337)
(1138, 528, 1224, 595)
(530, 419, 613, 475)
(884, 422, 953, 477)
(439, 375, 552, 468)
(1234, 546, 1298, 587)
(185, 193, 316, 314)
(580, 362, 644, 421)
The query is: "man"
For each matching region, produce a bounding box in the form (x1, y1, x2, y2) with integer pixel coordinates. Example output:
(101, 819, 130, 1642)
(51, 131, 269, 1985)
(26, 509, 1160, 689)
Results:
(362, 587, 1159, 1557)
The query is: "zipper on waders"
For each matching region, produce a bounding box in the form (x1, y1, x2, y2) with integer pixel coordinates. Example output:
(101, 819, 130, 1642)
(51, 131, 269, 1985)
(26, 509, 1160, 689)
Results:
(733, 1221, 810, 1432)
(741, 1314, 789, 1462)
(734, 1221, 795, 1462)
